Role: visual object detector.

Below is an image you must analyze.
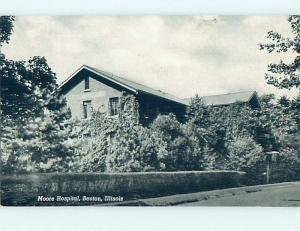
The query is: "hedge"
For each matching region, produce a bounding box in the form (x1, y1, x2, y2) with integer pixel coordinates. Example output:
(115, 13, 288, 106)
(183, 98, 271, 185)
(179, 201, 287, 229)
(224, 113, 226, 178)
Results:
(1, 170, 244, 206)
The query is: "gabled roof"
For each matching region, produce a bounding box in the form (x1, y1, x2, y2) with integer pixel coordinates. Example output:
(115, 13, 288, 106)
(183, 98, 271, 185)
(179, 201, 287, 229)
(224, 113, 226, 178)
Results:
(182, 91, 260, 107)
(59, 65, 187, 106)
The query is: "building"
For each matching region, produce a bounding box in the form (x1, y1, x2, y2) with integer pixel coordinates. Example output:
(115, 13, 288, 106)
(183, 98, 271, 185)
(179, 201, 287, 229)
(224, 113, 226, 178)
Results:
(59, 65, 260, 125)
(59, 65, 187, 125)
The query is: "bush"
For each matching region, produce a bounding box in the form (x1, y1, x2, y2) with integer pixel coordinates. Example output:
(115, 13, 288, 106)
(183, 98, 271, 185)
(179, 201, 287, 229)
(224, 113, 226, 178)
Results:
(105, 125, 142, 172)
(270, 147, 300, 182)
(226, 136, 264, 171)
(186, 96, 260, 169)
(70, 92, 299, 185)
(183, 121, 218, 170)
(150, 114, 199, 171)
(73, 94, 169, 173)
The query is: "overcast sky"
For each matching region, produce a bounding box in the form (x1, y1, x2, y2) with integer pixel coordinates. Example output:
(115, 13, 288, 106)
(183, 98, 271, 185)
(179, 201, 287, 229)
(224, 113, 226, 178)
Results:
(2, 16, 299, 99)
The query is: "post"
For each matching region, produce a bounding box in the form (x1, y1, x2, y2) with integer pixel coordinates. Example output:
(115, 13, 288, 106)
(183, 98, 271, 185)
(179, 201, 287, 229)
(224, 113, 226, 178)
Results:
(265, 151, 278, 184)
(266, 160, 270, 184)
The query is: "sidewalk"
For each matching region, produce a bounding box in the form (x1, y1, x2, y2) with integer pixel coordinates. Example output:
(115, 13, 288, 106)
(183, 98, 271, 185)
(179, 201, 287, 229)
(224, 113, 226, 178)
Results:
(109, 182, 300, 206)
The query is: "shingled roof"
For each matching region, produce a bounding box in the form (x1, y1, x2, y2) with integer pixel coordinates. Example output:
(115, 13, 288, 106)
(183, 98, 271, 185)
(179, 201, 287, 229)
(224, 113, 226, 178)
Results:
(59, 65, 187, 105)
(182, 91, 260, 107)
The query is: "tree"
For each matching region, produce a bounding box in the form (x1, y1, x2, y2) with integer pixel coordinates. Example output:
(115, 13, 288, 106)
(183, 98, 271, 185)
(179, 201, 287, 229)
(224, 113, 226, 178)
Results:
(0, 16, 32, 122)
(106, 95, 166, 172)
(74, 110, 110, 172)
(0, 58, 35, 122)
(150, 114, 199, 171)
(1, 16, 75, 173)
(255, 94, 297, 152)
(259, 15, 300, 90)
(183, 122, 217, 170)
(1, 56, 74, 173)
(187, 96, 262, 168)
(187, 96, 225, 158)
(259, 16, 300, 182)
(0, 16, 15, 46)
(186, 94, 298, 172)
(252, 95, 300, 183)
(290, 94, 300, 129)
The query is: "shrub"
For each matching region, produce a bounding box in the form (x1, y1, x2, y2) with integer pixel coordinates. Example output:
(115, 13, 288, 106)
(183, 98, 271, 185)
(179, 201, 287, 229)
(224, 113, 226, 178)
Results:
(106, 125, 146, 172)
(183, 122, 218, 170)
(105, 125, 169, 172)
(270, 147, 300, 182)
(225, 136, 264, 171)
(73, 94, 169, 173)
(186, 96, 259, 168)
(150, 114, 200, 171)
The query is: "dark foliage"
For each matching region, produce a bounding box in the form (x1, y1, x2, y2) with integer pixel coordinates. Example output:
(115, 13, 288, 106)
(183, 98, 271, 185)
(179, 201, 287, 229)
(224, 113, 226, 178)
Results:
(1, 19, 74, 174)
(0, 16, 15, 46)
(259, 15, 300, 89)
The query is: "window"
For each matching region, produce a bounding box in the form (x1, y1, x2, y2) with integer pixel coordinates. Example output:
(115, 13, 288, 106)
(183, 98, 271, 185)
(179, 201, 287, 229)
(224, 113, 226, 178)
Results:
(109, 97, 119, 116)
(82, 100, 92, 119)
(84, 76, 90, 90)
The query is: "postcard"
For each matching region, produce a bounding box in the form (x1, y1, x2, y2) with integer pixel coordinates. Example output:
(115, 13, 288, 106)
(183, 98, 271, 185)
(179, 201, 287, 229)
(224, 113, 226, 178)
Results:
(1, 16, 299, 206)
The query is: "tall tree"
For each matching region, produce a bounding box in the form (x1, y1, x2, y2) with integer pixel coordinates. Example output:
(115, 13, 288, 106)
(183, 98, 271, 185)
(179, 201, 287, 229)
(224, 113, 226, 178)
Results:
(259, 15, 300, 90)
(1, 17, 74, 173)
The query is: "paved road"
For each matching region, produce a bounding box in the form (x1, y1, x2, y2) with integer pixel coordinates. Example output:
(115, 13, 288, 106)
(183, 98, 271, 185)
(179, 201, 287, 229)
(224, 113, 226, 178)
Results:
(181, 182, 300, 206)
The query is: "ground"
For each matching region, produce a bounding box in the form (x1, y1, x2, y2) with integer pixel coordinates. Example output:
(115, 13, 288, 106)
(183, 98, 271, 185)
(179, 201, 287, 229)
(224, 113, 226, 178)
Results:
(114, 182, 300, 206)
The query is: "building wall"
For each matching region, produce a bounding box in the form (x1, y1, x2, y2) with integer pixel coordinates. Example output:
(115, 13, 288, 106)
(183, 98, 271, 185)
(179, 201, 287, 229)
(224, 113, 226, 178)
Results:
(64, 75, 122, 120)
(61, 69, 187, 124)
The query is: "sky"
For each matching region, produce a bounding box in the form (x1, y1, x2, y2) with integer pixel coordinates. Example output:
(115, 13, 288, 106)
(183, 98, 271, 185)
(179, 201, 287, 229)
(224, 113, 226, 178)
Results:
(2, 16, 299, 99)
